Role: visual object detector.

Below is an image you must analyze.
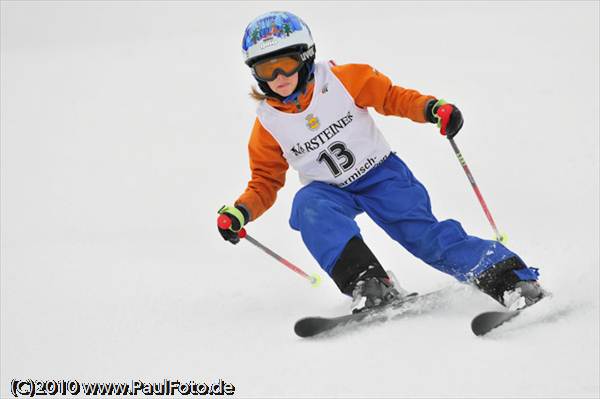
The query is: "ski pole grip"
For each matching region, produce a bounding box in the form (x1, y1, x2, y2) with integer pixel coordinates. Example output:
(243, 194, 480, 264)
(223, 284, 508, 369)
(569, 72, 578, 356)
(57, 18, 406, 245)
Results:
(437, 103, 454, 137)
(217, 214, 232, 230)
(218, 214, 247, 239)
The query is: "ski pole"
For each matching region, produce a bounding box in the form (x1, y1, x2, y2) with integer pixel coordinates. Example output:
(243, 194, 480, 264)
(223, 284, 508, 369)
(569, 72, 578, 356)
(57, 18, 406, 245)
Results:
(448, 138, 506, 243)
(218, 215, 322, 287)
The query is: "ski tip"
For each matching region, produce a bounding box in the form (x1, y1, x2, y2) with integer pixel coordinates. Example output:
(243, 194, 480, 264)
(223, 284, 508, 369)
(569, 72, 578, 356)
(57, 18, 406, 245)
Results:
(294, 317, 326, 338)
(471, 315, 488, 336)
(294, 317, 336, 338)
(471, 310, 520, 336)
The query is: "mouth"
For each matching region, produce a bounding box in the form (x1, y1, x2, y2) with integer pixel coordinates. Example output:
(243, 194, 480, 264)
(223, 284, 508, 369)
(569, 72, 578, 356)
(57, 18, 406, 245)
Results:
(276, 83, 290, 89)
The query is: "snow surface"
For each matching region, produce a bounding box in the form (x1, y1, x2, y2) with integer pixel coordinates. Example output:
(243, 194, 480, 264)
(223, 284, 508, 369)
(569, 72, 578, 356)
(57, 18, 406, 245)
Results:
(1, 1, 599, 398)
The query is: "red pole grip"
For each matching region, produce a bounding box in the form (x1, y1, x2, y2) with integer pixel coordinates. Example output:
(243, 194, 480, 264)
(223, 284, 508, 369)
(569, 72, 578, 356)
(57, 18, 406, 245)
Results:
(217, 214, 232, 230)
(218, 214, 247, 239)
(437, 103, 454, 136)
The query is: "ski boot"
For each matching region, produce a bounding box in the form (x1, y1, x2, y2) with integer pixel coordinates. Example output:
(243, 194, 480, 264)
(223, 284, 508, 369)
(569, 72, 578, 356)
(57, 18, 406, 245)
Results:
(474, 256, 546, 310)
(350, 273, 401, 313)
(330, 237, 406, 313)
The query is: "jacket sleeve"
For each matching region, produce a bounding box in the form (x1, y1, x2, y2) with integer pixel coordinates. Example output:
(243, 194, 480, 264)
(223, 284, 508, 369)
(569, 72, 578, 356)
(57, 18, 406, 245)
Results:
(235, 118, 289, 221)
(331, 63, 436, 123)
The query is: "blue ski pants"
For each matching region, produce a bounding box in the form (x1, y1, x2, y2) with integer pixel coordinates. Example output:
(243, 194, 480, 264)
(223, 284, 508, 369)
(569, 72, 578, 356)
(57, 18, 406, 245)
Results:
(289, 153, 525, 281)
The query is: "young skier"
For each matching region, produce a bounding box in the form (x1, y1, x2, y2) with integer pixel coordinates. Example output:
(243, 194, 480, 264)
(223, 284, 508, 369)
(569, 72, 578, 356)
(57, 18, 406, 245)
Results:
(217, 11, 544, 312)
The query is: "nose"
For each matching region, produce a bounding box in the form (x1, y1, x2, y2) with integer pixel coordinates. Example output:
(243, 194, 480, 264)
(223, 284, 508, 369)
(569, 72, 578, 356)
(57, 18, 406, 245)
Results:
(271, 69, 287, 81)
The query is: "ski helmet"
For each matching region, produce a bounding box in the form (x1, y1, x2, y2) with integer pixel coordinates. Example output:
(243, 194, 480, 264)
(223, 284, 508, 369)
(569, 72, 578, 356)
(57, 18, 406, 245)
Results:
(242, 11, 316, 100)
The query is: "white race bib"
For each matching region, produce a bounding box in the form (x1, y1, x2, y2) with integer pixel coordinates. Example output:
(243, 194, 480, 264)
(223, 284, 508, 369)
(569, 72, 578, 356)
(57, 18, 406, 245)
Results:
(257, 62, 391, 187)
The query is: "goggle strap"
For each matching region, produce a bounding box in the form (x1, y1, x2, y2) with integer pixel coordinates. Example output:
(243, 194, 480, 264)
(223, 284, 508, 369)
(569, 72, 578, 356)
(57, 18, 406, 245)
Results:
(300, 45, 315, 62)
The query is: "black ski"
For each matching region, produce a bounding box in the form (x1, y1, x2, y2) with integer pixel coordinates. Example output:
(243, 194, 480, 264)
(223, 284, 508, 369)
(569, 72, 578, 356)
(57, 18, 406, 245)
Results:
(471, 310, 521, 336)
(471, 294, 547, 336)
(294, 290, 445, 338)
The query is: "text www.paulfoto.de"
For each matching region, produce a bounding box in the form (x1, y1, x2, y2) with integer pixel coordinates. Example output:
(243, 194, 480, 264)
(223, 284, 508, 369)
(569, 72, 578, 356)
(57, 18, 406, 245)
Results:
(10, 378, 236, 397)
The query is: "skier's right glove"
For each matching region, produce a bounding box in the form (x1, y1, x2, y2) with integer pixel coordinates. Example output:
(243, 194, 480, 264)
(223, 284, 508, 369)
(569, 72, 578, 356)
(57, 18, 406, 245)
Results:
(217, 205, 249, 245)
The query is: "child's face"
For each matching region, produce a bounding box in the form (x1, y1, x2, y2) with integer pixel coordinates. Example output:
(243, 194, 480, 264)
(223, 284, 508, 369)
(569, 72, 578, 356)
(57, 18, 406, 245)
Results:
(266, 72, 298, 97)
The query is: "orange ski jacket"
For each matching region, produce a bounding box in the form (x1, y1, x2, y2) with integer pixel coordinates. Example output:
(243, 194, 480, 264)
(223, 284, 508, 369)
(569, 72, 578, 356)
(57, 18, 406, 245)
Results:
(235, 63, 436, 222)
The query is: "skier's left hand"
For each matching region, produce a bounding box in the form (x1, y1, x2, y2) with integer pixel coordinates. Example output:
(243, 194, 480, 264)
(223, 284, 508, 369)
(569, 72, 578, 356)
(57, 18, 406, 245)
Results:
(426, 99, 464, 139)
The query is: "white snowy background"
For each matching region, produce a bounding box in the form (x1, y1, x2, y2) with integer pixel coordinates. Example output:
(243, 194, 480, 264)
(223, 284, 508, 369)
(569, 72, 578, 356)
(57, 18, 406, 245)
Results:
(1, 1, 598, 398)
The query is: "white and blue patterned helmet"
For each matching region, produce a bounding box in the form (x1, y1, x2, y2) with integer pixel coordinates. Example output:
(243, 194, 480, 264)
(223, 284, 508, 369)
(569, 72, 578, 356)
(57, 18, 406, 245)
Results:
(242, 11, 315, 67)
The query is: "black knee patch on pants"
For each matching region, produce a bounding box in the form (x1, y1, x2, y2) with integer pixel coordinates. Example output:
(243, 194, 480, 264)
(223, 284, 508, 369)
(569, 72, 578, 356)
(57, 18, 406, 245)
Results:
(474, 256, 527, 304)
(331, 236, 388, 295)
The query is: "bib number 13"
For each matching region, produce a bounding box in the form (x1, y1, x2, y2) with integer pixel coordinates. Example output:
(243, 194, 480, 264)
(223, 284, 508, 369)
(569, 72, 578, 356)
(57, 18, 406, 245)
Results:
(317, 141, 355, 177)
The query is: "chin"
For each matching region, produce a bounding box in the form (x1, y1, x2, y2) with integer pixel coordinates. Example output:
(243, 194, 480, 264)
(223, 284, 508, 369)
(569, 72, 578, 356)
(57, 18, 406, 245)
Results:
(281, 86, 298, 97)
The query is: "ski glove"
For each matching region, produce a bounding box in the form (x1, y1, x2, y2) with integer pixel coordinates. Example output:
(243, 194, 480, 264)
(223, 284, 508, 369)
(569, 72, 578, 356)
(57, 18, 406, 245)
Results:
(217, 205, 249, 245)
(426, 99, 464, 139)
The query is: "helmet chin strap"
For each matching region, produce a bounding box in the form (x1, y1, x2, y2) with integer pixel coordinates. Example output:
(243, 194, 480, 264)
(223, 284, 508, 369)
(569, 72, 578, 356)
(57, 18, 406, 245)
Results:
(282, 91, 302, 104)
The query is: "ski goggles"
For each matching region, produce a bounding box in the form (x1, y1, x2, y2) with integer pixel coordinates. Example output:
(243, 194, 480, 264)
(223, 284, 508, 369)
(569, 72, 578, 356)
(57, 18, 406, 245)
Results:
(252, 53, 304, 82)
